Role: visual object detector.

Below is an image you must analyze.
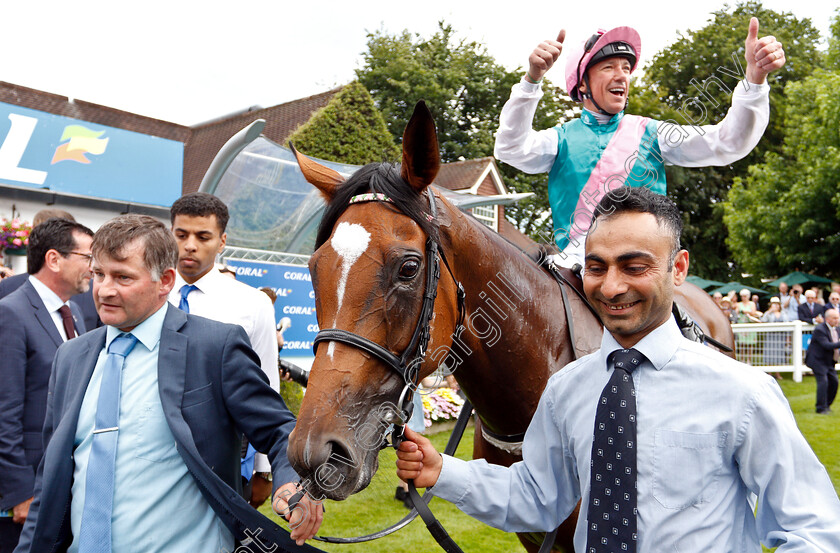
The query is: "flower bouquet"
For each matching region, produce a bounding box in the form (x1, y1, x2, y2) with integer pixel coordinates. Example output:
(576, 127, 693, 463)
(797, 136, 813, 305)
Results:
(0, 218, 32, 251)
(421, 387, 465, 428)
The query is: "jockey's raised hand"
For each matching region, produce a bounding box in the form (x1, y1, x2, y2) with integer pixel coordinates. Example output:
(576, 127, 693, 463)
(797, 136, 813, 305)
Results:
(396, 426, 443, 488)
(745, 17, 786, 84)
(527, 30, 566, 83)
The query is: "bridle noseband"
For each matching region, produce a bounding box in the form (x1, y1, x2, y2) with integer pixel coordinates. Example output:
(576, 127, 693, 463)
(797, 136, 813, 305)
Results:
(312, 188, 465, 446)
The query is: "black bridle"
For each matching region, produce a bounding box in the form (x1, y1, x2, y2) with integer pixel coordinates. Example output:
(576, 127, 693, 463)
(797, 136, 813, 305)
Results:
(312, 188, 465, 441)
(297, 187, 558, 553)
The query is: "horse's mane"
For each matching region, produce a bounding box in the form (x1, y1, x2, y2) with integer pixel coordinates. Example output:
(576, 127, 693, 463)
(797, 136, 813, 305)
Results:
(315, 162, 439, 249)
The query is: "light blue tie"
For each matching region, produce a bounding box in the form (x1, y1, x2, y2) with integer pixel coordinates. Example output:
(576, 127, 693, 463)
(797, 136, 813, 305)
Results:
(178, 284, 198, 313)
(78, 333, 138, 553)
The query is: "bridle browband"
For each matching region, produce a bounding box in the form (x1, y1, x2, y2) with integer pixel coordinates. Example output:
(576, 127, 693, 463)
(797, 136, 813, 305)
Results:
(312, 188, 466, 441)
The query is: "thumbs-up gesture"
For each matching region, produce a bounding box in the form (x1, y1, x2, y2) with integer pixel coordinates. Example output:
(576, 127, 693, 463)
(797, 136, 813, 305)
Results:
(527, 30, 566, 83)
(745, 17, 786, 84)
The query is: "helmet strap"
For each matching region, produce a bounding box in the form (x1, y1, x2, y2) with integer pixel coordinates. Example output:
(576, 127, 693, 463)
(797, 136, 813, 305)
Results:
(582, 73, 613, 117)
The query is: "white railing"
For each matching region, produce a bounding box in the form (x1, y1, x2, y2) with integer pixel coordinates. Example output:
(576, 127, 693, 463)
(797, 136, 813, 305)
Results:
(730, 321, 815, 382)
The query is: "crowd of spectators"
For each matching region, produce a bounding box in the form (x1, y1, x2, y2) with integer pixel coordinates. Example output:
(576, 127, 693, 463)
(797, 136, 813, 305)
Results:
(713, 282, 840, 325)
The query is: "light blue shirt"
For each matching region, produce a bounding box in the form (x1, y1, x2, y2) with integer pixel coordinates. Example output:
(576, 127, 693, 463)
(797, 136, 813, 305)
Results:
(70, 304, 233, 552)
(782, 292, 805, 322)
(433, 318, 840, 552)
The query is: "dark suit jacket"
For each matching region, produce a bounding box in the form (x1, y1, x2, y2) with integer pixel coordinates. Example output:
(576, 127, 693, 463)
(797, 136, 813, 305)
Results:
(15, 304, 320, 553)
(798, 301, 825, 323)
(806, 322, 840, 373)
(0, 273, 100, 331)
(0, 280, 85, 510)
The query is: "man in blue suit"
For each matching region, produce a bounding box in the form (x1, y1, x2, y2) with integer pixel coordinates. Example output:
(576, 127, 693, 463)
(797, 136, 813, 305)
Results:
(0, 218, 93, 553)
(15, 215, 323, 553)
(0, 209, 100, 331)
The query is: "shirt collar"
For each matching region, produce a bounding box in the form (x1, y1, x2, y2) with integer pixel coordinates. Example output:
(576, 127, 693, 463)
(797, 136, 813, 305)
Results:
(174, 266, 225, 296)
(597, 316, 682, 372)
(28, 274, 66, 313)
(106, 302, 168, 352)
(581, 108, 623, 127)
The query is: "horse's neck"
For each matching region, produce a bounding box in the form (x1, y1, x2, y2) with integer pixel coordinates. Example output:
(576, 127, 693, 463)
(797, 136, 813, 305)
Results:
(436, 201, 574, 434)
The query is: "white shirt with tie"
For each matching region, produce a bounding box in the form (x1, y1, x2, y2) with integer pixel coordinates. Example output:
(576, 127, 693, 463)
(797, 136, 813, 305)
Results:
(28, 275, 76, 341)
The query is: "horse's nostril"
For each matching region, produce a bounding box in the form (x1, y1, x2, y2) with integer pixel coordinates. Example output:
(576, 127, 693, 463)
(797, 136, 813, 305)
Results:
(327, 439, 354, 467)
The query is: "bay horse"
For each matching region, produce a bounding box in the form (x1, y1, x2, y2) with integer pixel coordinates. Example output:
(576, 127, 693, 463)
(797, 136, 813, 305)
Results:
(287, 101, 735, 552)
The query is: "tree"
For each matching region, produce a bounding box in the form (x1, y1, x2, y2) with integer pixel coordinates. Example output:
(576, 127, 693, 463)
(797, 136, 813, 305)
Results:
(634, 1, 822, 280)
(286, 81, 399, 165)
(724, 13, 840, 279)
(356, 22, 574, 239)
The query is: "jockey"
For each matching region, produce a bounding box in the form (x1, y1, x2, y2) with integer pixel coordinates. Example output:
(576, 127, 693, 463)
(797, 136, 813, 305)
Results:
(495, 19, 786, 268)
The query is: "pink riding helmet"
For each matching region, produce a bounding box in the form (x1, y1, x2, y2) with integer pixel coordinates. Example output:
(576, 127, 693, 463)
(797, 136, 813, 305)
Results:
(565, 27, 642, 102)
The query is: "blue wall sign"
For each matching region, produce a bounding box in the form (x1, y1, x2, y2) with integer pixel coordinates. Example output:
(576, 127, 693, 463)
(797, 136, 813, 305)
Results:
(0, 102, 183, 207)
(223, 259, 318, 357)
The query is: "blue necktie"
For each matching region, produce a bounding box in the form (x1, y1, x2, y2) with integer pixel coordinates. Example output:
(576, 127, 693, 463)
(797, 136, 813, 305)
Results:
(178, 284, 198, 313)
(78, 333, 138, 553)
(586, 348, 645, 553)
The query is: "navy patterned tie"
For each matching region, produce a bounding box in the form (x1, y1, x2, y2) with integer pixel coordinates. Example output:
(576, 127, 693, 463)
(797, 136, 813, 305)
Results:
(586, 348, 644, 553)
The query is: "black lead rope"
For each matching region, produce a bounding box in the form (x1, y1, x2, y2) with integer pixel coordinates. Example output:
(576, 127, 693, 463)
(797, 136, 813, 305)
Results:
(404, 398, 474, 553)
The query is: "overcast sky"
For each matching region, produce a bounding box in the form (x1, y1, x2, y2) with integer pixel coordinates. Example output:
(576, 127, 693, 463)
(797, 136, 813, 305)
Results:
(3, 0, 835, 126)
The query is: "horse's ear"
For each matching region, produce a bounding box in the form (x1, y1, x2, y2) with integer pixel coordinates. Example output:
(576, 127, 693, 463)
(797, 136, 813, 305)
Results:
(291, 143, 345, 201)
(400, 101, 440, 193)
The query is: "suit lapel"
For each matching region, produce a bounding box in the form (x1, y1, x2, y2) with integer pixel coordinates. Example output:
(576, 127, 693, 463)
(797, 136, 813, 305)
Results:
(158, 305, 189, 422)
(23, 281, 64, 347)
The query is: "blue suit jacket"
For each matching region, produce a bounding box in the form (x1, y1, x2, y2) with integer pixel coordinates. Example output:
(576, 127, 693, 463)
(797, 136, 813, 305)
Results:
(0, 280, 85, 510)
(15, 304, 321, 553)
(798, 301, 825, 323)
(0, 273, 100, 331)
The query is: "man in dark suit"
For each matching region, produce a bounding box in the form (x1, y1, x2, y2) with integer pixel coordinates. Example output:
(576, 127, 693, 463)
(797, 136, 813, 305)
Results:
(798, 289, 825, 324)
(0, 219, 93, 553)
(806, 308, 840, 414)
(15, 215, 323, 553)
(0, 209, 100, 331)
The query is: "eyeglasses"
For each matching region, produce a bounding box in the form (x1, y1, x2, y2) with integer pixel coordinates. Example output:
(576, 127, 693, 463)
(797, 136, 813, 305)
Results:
(64, 251, 93, 262)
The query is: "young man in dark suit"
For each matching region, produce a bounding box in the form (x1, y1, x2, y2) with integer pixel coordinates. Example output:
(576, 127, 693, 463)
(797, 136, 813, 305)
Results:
(0, 219, 92, 553)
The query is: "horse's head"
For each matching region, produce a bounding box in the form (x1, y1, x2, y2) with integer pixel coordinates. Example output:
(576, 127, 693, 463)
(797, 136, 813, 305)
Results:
(288, 102, 461, 500)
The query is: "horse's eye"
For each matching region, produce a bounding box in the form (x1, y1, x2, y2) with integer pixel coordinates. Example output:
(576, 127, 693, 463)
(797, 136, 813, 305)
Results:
(399, 259, 420, 280)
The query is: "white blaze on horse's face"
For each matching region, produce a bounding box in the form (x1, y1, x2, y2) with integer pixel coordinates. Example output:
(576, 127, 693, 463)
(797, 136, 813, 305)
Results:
(328, 221, 372, 358)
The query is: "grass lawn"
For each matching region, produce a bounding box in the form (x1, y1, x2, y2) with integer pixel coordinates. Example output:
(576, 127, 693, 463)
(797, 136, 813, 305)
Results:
(260, 374, 839, 552)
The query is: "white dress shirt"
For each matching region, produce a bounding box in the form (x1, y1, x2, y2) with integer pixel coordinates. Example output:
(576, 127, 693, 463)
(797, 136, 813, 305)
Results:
(494, 78, 771, 174)
(433, 318, 840, 552)
(169, 269, 279, 472)
(28, 275, 73, 341)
